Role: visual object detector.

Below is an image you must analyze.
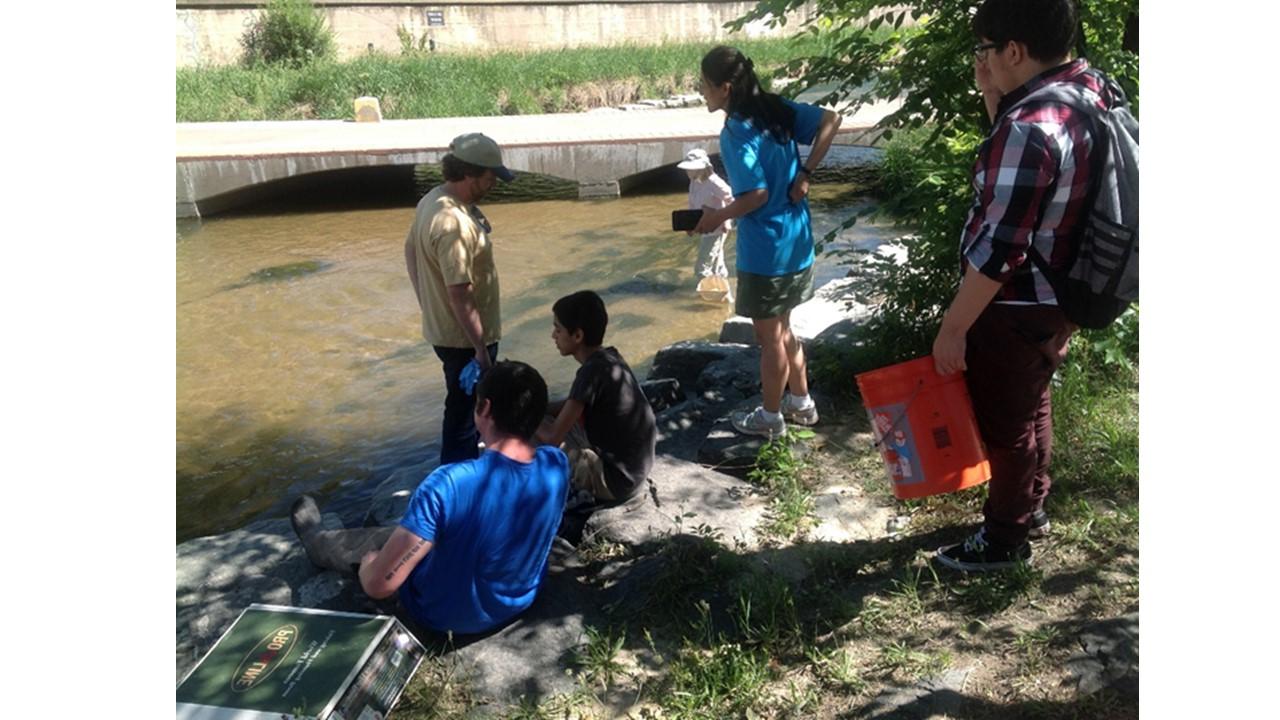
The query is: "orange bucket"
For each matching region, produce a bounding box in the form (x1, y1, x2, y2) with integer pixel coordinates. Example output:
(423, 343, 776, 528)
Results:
(855, 356, 990, 500)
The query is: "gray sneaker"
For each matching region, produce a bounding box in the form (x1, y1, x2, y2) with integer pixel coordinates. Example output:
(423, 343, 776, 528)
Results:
(731, 407, 786, 438)
(781, 393, 820, 426)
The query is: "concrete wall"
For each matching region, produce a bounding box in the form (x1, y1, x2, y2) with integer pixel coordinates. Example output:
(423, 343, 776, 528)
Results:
(177, 1, 819, 68)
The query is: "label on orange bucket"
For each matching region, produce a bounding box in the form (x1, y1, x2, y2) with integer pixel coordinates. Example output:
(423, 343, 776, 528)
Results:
(869, 404, 923, 486)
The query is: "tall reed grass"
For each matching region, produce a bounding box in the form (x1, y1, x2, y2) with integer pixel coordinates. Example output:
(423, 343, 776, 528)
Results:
(176, 37, 828, 122)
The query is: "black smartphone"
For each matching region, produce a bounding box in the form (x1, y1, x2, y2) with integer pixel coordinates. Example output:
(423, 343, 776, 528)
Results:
(671, 209, 704, 232)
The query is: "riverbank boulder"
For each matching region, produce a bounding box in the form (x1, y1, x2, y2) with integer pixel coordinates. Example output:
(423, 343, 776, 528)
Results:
(648, 340, 752, 396)
(583, 455, 767, 549)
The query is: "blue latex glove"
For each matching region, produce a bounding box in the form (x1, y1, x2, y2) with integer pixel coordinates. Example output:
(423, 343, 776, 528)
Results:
(459, 358, 482, 396)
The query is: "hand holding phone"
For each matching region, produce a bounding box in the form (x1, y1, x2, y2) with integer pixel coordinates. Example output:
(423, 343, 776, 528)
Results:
(671, 209, 703, 232)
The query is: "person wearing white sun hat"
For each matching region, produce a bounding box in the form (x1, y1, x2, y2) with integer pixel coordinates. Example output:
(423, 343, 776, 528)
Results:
(677, 148, 735, 303)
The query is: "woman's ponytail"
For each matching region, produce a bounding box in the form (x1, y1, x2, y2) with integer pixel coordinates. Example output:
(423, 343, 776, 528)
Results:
(700, 46, 795, 145)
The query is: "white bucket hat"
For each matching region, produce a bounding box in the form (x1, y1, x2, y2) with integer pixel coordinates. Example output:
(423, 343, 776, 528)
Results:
(676, 148, 713, 170)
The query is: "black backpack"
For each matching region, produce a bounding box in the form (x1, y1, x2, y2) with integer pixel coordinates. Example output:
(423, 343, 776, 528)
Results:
(1024, 75, 1139, 329)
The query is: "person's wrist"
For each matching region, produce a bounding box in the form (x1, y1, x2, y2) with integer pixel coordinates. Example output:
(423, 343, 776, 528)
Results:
(938, 311, 966, 337)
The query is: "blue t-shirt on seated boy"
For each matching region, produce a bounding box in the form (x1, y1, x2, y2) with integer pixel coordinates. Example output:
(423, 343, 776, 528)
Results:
(290, 360, 569, 638)
(719, 98, 825, 276)
(397, 445, 568, 633)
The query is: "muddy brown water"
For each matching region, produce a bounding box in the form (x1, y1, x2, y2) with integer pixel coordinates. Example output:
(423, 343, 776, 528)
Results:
(176, 185, 891, 543)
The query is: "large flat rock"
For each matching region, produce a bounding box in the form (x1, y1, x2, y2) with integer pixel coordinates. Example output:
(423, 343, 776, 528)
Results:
(584, 455, 768, 551)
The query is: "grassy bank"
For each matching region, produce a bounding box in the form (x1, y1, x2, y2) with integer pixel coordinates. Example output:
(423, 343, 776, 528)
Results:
(389, 343, 1138, 718)
(176, 37, 828, 122)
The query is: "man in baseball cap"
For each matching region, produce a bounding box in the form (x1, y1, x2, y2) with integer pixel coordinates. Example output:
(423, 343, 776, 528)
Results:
(449, 132, 515, 182)
(403, 132, 514, 464)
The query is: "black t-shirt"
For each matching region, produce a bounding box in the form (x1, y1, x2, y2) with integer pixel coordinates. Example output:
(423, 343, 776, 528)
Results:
(569, 347, 657, 500)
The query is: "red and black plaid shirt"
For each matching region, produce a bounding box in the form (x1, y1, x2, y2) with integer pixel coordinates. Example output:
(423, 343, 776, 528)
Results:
(961, 59, 1108, 304)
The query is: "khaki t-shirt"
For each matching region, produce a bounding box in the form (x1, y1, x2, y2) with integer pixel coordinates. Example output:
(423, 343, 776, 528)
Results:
(406, 185, 501, 348)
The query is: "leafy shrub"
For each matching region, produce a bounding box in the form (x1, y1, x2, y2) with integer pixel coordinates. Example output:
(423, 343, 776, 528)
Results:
(241, 0, 335, 68)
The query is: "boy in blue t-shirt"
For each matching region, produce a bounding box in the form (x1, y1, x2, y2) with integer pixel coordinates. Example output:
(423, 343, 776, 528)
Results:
(291, 360, 570, 635)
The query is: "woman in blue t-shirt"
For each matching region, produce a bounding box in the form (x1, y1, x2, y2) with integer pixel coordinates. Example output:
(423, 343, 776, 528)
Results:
(692, 45, 843, 438)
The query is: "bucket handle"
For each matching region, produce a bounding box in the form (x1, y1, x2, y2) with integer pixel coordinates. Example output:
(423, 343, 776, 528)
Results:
(870, 379, 927, 450)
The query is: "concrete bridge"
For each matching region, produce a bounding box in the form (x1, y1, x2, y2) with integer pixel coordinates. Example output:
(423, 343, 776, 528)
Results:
(176, 97, 898, 218)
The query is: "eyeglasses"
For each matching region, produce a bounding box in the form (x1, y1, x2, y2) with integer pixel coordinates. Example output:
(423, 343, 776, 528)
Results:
(972, 42, 1003, 61)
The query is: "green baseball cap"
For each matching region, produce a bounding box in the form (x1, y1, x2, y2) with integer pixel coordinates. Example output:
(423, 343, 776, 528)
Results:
(449, 133, 515, 182)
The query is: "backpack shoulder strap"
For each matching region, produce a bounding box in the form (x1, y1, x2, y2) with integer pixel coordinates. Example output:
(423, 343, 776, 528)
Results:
(1015, 77, 1110, 293)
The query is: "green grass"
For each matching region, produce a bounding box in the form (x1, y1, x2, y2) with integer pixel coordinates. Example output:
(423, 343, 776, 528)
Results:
(572, 625, 627, 692)
(177, 37, 830, 122)
(748, 431, 819, 542)
(876, 641, 953, 680)
(664, 640, 774, 718)
(806, 646, 868, 694)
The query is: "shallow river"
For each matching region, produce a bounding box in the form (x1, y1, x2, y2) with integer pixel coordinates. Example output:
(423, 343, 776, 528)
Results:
(176, 184, 894, 542)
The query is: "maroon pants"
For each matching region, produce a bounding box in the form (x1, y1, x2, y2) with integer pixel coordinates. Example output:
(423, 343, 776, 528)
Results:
(964, 303, 1073, 547)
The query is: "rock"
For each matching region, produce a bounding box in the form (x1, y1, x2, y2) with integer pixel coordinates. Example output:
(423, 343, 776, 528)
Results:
(697, 414, 770, 476)
(1066, 613, 1139, 697)
(791, 277, 872, 341)
(583, 455, 767, 550)
(858, 666, 974, 719)
(695, 397, 780, 475)
(695, 348, 760, 399)
(362, 458, 434, 527)
(647, 345, 762, 462)
(652, 396, 721, 461)
(648, 341, 753, 395)
(177, 573, 294, 681)
(718, 316, 756, 344)
(439, 560, 599, 706)
(175, 513, 347, 681)
(640, 377, 685, 413)
(297, 571, 348, 607)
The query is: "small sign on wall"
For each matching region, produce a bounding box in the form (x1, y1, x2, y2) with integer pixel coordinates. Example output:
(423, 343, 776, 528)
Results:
(427, 10, 445, 27)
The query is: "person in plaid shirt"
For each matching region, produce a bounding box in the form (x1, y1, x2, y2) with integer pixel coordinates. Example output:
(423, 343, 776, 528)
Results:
(932, 0, 1126, 572)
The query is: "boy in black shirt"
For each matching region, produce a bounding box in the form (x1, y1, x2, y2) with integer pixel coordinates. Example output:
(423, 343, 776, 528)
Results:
(537, 290, 656, 504)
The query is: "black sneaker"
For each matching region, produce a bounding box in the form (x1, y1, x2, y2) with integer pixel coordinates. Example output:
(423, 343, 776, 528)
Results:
(934, 529, 1032, 572)
(1028, 509, 1051, 541)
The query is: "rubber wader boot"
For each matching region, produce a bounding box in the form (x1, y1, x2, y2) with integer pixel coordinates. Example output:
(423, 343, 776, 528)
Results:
(291, 495, 395, 574)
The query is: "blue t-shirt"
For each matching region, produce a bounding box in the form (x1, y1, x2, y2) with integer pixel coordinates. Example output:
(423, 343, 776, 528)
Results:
(397, 446, 570, 634)
(719, 98, 825, 276)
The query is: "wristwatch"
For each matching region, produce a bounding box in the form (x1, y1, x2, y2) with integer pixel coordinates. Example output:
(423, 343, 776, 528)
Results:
(798, 166, 813, 177)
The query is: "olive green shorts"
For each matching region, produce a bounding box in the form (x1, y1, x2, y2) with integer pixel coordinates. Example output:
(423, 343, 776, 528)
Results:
(734, 265, 815, 319)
